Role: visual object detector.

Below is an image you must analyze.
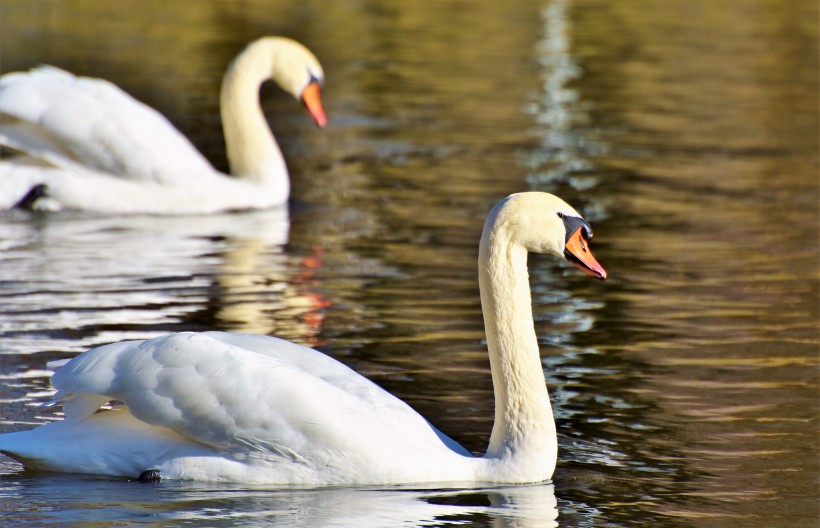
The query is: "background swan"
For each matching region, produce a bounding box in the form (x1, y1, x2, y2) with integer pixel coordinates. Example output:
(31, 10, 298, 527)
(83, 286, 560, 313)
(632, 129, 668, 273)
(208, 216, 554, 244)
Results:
(0, 192, 606, 485)
(0, 37, 326, 214)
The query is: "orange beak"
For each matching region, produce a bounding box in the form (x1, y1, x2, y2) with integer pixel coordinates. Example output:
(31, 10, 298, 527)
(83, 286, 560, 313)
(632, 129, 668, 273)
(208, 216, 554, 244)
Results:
(564, 227, 607, 280)
(301, 81, 327, 128)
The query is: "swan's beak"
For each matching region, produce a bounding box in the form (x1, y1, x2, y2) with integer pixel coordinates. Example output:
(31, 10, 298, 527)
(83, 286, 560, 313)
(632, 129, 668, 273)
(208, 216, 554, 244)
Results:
(301, 81, 327, 128)
(565, 228, 607, 280)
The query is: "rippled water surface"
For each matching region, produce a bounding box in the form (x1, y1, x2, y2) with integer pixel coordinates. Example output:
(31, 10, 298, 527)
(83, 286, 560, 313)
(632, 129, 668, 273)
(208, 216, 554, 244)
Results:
(0, 0, 817, 526)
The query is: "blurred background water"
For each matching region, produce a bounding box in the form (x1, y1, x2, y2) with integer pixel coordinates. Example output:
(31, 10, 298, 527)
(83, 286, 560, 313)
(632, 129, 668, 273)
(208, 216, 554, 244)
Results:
(0, 0, 817, 526)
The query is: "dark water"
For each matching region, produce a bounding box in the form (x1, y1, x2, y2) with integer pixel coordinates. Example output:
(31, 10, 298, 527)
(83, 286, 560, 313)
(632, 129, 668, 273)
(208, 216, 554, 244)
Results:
(0, 0, 817, 526)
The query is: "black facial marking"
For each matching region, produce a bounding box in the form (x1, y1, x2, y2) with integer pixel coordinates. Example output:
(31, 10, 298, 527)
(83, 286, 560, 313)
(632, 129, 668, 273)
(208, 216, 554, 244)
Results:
(308, 72, 324, 87)
(559, 214, 593, 243)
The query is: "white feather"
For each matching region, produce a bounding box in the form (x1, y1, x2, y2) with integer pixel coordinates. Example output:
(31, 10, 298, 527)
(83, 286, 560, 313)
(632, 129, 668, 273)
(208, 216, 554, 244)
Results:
(0, 193, 607, 485)
(0, 37, 326, 214)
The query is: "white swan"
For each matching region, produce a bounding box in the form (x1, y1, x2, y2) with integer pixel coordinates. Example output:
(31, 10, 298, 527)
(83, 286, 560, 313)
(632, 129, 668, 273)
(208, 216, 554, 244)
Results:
(0, 192, 606, 485)
(0, 37, 326, 214)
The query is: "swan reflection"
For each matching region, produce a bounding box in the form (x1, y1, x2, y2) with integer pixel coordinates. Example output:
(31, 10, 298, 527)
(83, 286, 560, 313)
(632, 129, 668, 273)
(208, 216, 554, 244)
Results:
(0, 472, 558, 527)
(0, 207, 333, 376)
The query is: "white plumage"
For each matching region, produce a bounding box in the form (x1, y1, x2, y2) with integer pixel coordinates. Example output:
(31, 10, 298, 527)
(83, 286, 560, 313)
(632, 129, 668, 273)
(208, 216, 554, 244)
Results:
(0, 193, 607, 485)
(0, 37, 326, 214)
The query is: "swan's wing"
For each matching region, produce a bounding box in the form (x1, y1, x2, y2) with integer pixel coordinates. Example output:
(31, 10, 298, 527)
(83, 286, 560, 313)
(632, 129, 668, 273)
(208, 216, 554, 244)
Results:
(49, 332, 464, 463)
(0, 66, 215, 184)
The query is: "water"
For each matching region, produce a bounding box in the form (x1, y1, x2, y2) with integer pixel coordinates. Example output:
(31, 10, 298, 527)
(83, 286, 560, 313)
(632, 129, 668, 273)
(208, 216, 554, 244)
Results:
(0, 0, 817, 526)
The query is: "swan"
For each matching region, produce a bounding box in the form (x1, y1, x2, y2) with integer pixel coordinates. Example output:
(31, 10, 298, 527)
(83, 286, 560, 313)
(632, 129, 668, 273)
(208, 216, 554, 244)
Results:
(0, 37, 326, 214)
(0, 192, 607, 485)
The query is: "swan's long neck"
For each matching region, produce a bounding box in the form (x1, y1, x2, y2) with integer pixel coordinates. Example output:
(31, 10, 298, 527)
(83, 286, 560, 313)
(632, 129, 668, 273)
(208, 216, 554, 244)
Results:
(220, 41, 288, 196)
(479, 218, 557, 478)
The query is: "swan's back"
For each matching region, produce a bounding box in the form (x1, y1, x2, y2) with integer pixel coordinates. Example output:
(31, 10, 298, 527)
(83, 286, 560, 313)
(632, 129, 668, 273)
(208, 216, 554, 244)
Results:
(35, 332, 471, 484)
(0, 66, 214, 184)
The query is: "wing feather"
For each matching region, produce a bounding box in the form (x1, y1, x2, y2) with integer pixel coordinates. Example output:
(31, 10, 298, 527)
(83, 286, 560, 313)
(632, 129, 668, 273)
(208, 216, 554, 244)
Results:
(49, 332, 459, 463)
(0, 66, 214, 184)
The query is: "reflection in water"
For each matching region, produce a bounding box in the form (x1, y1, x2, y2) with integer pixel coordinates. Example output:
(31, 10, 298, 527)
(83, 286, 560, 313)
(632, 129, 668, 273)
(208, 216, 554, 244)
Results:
(0, 207, 338, 430)
(0, 0, 817, 526)
(0, 208, 304, 351)
(0, 207, 341, 352)
(560, 1, 819, 526)
(524, 0, 605, 199)
(211, 233, 331, 346)
(0, 474, 558, 527)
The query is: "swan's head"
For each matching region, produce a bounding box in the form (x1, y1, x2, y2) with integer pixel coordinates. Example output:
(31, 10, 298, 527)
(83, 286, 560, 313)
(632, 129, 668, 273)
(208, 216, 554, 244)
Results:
(486, 192, 607, 280)
(261, 37, 327, 127)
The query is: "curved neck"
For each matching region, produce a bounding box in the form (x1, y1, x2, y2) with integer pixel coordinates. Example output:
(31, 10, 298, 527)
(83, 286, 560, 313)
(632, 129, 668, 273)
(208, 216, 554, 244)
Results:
(479, 221, 556, 477)
(219, 41, 288, 197)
